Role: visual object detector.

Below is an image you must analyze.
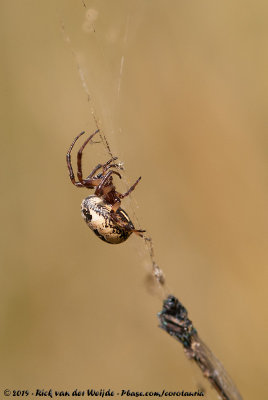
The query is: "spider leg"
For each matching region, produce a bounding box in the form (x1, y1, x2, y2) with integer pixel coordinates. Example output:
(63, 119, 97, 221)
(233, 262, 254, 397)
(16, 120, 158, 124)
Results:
(103, 157, 118, 170)
(77, 129, 100, 184)
(76, 161, 103, 189)
(110, 176, 141, 212)
(119, 176, 142, 199)
(111, 200, 121, 212)
(85, 163, 102, 180)
(84, 158, 121, 180)
(66, 131, 86, 187)
(104, 163, 124, 172)
(83, 178, 102, 189)
(83, 159, 122, 189)
(95, 170, 122, 197)
(132, 229, 146, 238)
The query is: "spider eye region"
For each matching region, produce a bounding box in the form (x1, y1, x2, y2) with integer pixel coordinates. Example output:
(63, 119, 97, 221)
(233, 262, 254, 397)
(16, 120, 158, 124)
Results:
(81, 195, 134, 244)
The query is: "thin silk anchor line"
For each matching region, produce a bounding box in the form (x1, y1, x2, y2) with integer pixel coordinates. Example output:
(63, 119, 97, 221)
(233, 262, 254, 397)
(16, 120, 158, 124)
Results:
(61, 20, 165, 292)
(62, 13, 243, 400)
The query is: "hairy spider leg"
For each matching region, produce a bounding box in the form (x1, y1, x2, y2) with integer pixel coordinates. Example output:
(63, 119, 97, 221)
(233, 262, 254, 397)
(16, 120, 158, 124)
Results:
(103, 157, 118, 170)
(102, 157, 124, 173)
(85, 163, 103, 180)
(66, 131, 87, 187)
(119, 176, 142, 199)
(83, 161, 123, 188)
(76, 129, 101, 186)
(84, 157, 120, 181)
(100, 163, 124, 175)
(110, 176, 142, 213)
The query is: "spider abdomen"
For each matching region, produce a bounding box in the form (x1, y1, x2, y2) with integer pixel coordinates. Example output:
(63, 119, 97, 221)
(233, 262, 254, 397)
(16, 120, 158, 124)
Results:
(81, 195, 134, 244)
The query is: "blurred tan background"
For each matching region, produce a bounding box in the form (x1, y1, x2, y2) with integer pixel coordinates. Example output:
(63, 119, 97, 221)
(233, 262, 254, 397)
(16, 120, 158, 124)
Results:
(0, 1, 267, 399)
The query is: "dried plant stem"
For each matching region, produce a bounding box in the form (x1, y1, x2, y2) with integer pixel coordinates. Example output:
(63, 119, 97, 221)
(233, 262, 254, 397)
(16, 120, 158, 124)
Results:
(158, 295, 243, 400)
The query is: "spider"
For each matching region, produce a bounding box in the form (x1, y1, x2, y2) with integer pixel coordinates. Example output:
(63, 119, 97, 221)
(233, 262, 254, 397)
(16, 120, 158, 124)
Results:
(66, 129, 145, 244)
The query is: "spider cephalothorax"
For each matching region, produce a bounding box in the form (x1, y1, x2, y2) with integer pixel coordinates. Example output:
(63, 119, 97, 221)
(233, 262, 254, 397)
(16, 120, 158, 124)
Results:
(66, 130, 145, 244)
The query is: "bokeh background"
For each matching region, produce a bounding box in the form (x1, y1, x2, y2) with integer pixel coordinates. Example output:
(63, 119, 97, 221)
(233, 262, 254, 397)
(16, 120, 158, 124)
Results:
(1, 1, 267, 399)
